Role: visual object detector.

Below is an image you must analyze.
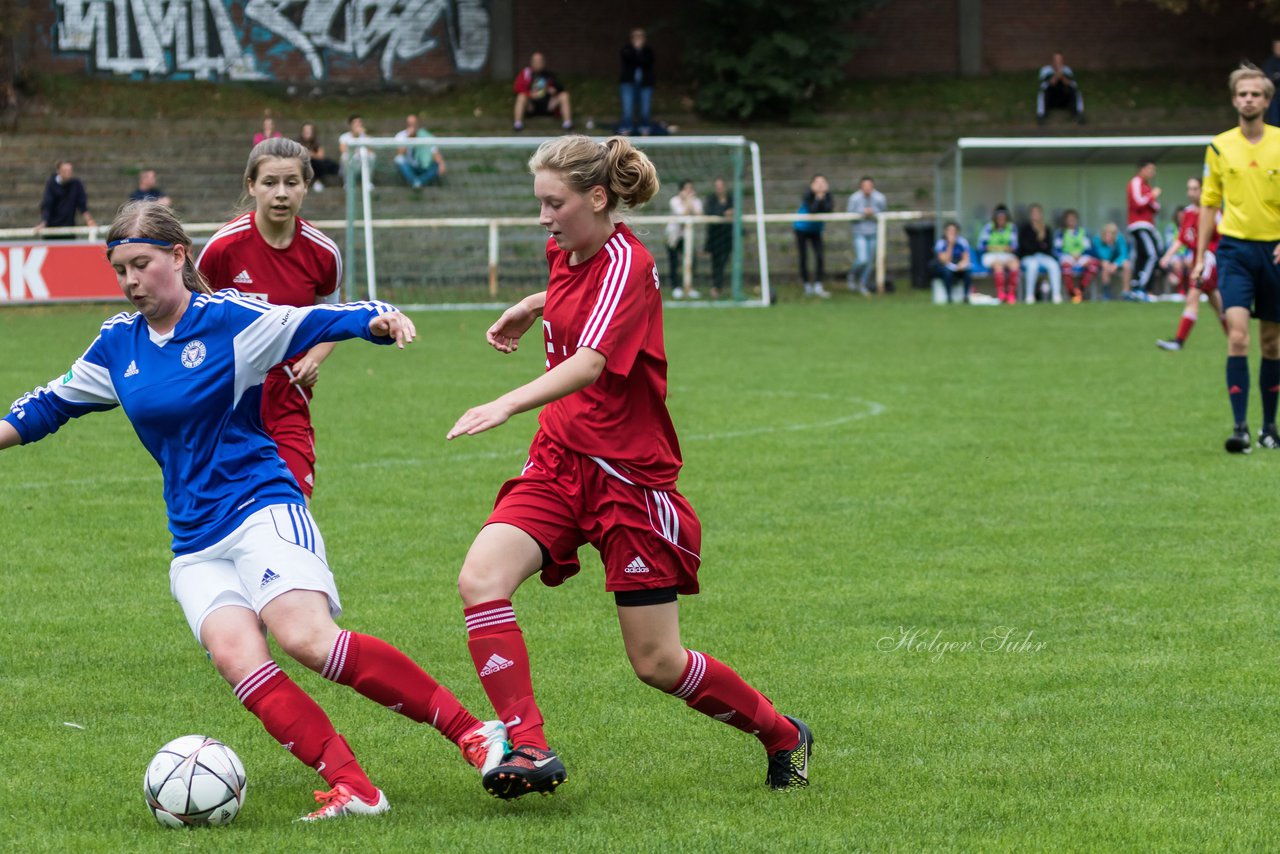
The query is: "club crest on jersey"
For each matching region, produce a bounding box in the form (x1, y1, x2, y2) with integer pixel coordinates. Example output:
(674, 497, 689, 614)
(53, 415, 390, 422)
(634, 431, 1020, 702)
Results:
(181, 339, 207, 369)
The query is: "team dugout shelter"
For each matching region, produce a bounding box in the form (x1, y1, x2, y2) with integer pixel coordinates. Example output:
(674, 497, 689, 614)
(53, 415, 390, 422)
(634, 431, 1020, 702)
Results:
(935, 136, 1214, 251)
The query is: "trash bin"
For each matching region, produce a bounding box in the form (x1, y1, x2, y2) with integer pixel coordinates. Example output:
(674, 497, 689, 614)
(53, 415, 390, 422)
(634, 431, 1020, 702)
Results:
(903, 220, 937, 290)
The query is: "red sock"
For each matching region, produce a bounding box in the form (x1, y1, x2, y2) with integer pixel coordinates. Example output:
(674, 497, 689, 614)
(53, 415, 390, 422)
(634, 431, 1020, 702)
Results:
(993, 269, 1005, 301)
(1007, 268, 1020, 301)
(234, 660, 378, 802)
(322, 630, 481, 745)
(1079, 266, 1094, 292)
(670, 650, 799, 754)
(1176, 311, 1196, 344)
(465, 600, 547, 749)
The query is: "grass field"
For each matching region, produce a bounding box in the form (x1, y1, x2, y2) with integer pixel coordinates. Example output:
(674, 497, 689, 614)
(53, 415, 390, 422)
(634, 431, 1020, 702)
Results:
(3, 295, 1280, 851)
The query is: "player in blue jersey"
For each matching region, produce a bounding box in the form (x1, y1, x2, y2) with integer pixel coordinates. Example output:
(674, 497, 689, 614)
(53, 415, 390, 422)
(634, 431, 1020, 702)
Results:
(0, 202, 507, 822)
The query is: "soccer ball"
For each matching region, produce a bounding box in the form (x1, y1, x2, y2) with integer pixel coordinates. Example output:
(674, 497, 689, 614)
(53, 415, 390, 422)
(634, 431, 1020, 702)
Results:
(143, 735, 246, 827)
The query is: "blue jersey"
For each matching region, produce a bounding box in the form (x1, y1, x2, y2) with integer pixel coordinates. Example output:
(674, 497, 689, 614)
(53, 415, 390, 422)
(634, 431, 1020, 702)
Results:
(5, 290, 396, 555)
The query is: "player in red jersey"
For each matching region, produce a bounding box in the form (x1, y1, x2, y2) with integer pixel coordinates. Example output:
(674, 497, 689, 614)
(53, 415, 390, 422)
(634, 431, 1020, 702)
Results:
(197, 138, 343, 499)
(1157, 176, 1225, 351)
(446, 136, 812, 798)
(1126, 159, 1163, 300)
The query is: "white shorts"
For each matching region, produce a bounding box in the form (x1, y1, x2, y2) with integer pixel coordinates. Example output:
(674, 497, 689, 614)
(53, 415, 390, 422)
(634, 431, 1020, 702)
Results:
(982, 252, 1017, 268)
(169, 504, 342, 645)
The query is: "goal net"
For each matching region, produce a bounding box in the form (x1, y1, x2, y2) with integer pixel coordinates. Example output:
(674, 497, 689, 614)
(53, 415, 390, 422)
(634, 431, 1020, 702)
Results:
(340, 135, 767, 307)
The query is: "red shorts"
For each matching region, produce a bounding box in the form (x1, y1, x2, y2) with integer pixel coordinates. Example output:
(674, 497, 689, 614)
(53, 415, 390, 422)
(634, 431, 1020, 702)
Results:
(487, 433, 702, 594)
(1198, 250, 1218, 294)
(262, 359, 316, 497)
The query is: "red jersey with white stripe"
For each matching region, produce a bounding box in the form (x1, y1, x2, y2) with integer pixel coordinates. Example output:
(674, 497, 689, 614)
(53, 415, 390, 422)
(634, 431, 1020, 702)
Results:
(1127, 176, 1160, 226)
(1177, 204, 1221, 253)
(537, 223, 682, 491)
(196, 212, 341, 306)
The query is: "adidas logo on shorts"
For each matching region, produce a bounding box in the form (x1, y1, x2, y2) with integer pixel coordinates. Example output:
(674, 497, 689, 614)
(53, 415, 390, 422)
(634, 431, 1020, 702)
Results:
(479, 653, 514, 677)
(624, 556, 650, 574)
(260, 568, 280, 589)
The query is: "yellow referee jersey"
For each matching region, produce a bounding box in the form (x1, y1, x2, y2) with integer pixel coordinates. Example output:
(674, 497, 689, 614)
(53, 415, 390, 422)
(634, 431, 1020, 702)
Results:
(1202, 125, 1280, 241)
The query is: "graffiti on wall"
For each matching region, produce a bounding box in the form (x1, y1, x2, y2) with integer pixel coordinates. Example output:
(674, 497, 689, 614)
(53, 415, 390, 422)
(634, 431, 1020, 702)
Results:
(54, 0, 490, 81)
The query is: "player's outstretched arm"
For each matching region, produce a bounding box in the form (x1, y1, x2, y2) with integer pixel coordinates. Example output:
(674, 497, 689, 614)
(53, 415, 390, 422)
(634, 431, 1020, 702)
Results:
(447, 346, 605, 439)
(0, 421, 22, 450)
(369, 311, 416, 348)
(486, 291, 547, 353)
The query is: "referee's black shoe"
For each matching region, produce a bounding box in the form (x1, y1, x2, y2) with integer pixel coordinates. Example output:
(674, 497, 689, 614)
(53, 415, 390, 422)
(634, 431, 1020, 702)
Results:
(1225, 424, 1253, 454)
(766, 716, 813, 790)
(1259, 425, 1280, 449)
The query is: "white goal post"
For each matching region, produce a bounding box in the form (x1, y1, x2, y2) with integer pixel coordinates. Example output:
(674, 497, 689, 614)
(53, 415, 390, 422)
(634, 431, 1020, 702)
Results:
(342, 135, 770, 307)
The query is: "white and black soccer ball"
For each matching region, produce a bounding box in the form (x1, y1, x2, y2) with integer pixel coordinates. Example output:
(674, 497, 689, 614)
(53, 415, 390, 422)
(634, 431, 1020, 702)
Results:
(143, 735, 246, 828)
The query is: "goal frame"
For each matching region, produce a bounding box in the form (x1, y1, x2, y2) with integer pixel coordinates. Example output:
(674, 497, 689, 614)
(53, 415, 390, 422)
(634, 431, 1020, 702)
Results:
(342, 135, 771, 307)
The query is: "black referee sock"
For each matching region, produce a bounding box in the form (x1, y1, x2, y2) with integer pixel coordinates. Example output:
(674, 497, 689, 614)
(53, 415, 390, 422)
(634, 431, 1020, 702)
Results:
(1261, 358, 1280, 428)
(1227, 356, 1250, 427)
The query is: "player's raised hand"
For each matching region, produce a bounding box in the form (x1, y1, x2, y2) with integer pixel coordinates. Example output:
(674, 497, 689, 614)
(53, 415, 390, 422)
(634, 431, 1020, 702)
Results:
(369, 311, 417, 348)
(486, 302, 538, 353)
(447, 400, 512, 439)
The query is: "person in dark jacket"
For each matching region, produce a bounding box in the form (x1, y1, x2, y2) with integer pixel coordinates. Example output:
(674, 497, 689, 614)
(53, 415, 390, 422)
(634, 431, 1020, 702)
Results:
(619, 28, 656, 135)
(35, 160, 96, 238)
(793, 174, 833, 298)
(1017, 203, 1062, 303)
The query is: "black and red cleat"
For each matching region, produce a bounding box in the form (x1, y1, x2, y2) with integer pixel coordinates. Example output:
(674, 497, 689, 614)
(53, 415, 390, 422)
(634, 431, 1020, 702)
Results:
(482, 745, 567, 800)
(766, 716, 813, 790)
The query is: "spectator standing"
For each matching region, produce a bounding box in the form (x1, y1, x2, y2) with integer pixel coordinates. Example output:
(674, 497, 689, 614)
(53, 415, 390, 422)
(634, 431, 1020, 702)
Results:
(254, 115, 283, 147)
(1089, 222, 1131, 301)
(619, 28, 655, 135)
(1018, 203, 1062, 304)
(298, 122, 341, 191)
(846, 176, 886, 295)
(35, 160, 96, 237)
(1056, 209, 1097, 303)
(932, 221, 973, 303)
(1127, 159, 1163, 300)
(129, 169, 172, 207)
(977, 204, 1019, 304)
(666, 180, 703, 299)
(513, 52, 573, 132)
(1264, 40, 1280, 128)
(703, 178, 734, 299)
(394, 114, 447, 191)
(1036, 52, 1085, 124)
(794, 174, 833, 298)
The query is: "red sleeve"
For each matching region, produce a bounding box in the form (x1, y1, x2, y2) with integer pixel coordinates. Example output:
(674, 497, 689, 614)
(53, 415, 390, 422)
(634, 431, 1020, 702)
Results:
(195, 237, 228, 290)
(319, 250, 339, 298)
(576, 245, 651, 377)
(513, 68, 531, 94)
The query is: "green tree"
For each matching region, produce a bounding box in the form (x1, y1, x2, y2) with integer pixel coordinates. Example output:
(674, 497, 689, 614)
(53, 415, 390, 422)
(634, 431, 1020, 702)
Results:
(680, 0, 879, 121)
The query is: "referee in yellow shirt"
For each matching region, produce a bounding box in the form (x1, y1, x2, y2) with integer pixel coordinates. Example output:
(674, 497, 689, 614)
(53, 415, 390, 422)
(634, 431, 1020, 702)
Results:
(1195, 63, 1280, 453)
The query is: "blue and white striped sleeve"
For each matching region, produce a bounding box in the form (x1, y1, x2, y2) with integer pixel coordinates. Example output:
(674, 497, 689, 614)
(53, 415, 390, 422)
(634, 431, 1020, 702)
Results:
(226, 295, 398, 404)
(4, 336, 119, 444)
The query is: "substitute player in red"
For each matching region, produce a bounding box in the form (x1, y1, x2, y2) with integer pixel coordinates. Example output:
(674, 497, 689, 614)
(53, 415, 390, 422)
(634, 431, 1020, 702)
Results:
(1157, 176, 1224, 351)
(1126, 159, 1163, 300)
(447, 135, 812, 798)
(197, 137, 343, 499)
